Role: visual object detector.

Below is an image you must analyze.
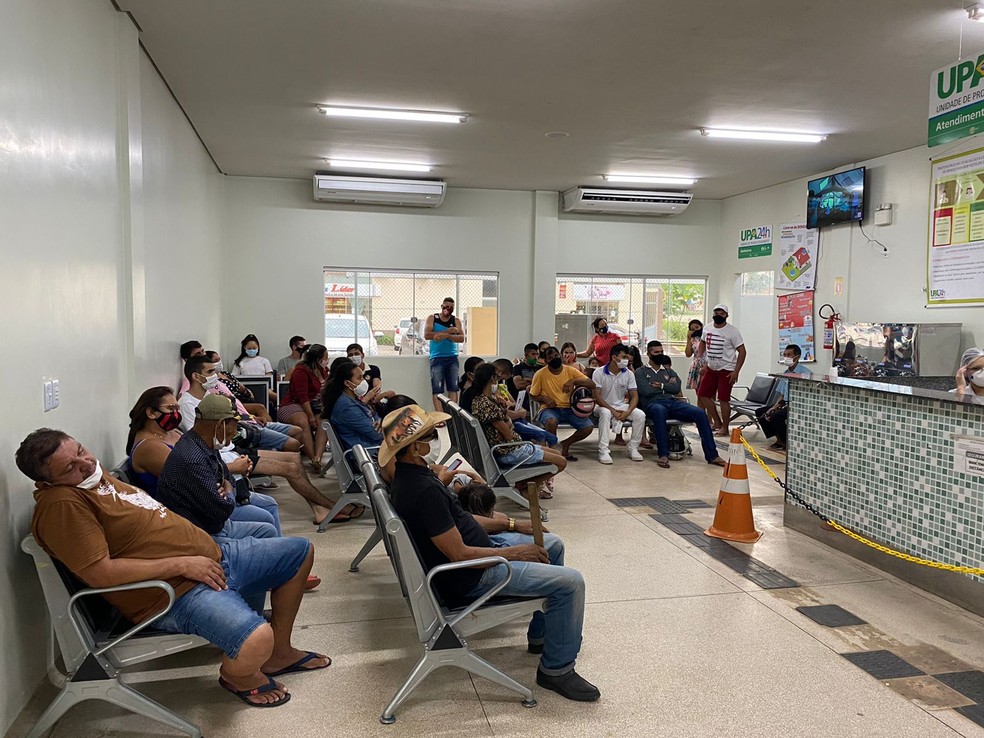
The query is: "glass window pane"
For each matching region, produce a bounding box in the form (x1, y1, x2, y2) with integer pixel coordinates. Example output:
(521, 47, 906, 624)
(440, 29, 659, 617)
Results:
(741, 271, 775, 296)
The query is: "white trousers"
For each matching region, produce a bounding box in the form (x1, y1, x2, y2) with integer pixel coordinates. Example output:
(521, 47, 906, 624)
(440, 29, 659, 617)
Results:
(595, 404, 646, 454)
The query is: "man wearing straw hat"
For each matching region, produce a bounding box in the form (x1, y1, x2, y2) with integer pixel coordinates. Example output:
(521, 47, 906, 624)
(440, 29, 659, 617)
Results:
(381, 404, 600, 703)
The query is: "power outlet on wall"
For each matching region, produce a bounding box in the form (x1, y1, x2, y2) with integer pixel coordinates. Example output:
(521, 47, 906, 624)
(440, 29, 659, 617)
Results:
(42, 379, 60, 412)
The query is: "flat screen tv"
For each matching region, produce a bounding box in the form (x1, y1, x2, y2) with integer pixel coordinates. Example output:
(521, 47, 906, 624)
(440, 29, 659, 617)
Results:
(806, 166, 866, 229)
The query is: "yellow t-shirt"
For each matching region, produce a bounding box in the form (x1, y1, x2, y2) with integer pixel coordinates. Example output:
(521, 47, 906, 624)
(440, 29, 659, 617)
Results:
(530, 365, 583, 408)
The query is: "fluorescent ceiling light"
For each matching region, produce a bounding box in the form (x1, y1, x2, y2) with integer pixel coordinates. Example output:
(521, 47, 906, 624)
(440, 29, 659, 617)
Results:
(327, 159, 433, 173)
(318, 105, 467, 124)
(604, 174, 697, 186)
(700, 127, 827, 143)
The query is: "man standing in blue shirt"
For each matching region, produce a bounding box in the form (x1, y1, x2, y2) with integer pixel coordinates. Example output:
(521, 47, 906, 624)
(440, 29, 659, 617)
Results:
(756, 344, 812, 451)
(424, 297, 465, 412)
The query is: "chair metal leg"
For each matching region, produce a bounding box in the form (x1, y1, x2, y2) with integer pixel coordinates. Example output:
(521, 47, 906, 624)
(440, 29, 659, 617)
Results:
(456, 650, 537, 707)
(380, 653, 441, 724)
(495, 486, 531, 511)
(26, 680, 202, 738)
(349, 527, 382, 572)
(107, 682, 203, 737)
(25, 685, 84, 738)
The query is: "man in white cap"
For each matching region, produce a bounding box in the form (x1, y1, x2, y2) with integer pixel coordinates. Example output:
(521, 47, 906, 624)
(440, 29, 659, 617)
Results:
(382, 404, 600, 703)
(697, 304, 746, 436)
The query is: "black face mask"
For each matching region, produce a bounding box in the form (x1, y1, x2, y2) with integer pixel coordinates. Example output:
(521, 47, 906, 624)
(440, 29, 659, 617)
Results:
(598, 326, 609, 334)
(648, 353, 661, 361)
(712, 315, 726, 325)
(548, 357, 563, 370)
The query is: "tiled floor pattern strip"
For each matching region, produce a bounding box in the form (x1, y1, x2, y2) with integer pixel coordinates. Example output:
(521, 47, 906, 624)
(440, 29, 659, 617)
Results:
(647, 512, 800, 589)
(796, 604, 868, 628)
(799, 604, 984, 724)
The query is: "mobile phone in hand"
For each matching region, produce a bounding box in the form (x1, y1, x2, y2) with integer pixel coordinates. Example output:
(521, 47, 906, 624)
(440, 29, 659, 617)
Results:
(448, 459, 463, 472)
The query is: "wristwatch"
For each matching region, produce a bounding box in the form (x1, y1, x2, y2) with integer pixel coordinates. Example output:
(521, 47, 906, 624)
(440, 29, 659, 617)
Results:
(508, 517, 516, 532)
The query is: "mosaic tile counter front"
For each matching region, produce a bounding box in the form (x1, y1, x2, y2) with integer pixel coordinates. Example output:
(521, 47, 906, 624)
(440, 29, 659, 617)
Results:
(786, 379, 984, 583)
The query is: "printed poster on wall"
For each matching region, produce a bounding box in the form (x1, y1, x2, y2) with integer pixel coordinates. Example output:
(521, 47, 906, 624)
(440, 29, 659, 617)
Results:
(928, 146, 984, 306)
(738, 224, 773, 259)
(775, 222, 818, 290)
(777, 290, 815, 363)
(929, 54, 984, 148)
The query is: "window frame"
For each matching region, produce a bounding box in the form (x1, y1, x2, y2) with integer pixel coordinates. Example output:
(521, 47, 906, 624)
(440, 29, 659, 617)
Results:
(322, 267, 500, 356)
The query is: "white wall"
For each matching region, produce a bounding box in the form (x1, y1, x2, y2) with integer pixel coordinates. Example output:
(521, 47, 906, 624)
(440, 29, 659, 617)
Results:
(0, 1, 222, 732)
(220, 181, 722, 402)
(719, 145, 984, 379)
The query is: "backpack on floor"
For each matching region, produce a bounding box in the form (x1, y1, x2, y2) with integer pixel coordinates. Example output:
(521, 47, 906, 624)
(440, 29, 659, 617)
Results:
(667, 424, 688, 460)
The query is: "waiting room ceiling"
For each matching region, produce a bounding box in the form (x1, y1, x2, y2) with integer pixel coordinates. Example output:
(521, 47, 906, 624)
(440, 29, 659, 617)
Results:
(119, 0, 984, 199)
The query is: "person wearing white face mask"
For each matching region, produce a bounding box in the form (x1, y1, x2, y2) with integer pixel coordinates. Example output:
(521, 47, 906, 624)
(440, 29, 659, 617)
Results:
(346, 342, 395, 408)
(205, 350, 274, 424)
(755, 344, 811, 451)
(590, 344, 646, 464)
(323, 359, 384, 471)
(954, 347, 984, 397)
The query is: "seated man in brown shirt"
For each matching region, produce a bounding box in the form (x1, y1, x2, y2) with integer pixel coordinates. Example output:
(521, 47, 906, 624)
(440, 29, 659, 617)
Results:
(16, 428, 330, 708)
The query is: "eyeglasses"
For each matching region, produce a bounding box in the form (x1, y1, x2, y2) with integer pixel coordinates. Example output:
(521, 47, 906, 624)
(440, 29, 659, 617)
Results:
(420, 432, 439, 443)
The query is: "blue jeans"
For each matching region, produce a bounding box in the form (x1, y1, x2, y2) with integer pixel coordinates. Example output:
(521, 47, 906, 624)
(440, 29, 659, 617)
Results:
(429, 355, 459, 394)
(513, 421, 558, 447)
(156, 537, 311, 657)
(643, 399, 719, 462)
(467, 533, 584, 674)
(256, 424, 291, 451)
(538, 407, 594, 431)
(496, 442, 545, 467)
(230, 491, 282, 536)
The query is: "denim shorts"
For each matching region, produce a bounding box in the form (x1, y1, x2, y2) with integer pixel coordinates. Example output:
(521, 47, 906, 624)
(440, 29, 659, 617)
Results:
(429, 356, 459, 394)
(539, 407, 595, 431)
(496, 442, 545, 467)
(155, 536, 310, 658)
(256, 425, 290, 451)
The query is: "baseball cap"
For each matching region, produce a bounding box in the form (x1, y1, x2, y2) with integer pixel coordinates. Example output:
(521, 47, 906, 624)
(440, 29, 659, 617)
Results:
(712, 303, 730, 314)
(195, 394, 240, 421)
(378, 404, 450, 467)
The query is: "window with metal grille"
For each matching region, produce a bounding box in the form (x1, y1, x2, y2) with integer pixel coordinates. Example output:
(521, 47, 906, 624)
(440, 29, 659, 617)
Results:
(323, 269, 499, 356)
(554, 275, 707, 356)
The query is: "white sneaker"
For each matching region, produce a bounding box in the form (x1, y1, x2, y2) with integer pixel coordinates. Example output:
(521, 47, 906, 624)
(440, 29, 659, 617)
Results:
(598, 452, 613, 465)
(629, 449, 644, 462)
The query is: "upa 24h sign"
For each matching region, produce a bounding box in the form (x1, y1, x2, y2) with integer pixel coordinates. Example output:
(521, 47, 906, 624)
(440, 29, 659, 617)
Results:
(930, 54, 984, 147)
(738, 224, 772, 259)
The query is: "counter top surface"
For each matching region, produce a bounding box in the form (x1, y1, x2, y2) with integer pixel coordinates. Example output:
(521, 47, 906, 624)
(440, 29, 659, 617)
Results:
(782, 373, 984, 406)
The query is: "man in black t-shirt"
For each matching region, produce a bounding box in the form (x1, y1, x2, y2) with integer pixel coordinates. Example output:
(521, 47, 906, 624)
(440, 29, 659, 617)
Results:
(381, 404, 599, 703)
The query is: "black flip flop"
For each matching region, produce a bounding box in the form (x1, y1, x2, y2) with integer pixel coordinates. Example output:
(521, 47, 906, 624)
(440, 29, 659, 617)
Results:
(219, 676, 290, 708)
(263, 651, 332, 677)
(564, 454, 579, 462)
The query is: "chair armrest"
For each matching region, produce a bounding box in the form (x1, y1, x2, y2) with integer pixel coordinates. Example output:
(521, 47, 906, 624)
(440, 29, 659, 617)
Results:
(68, 580, 177, 657)
(425, 556, 512, 627)
(343, 445, 381, 459)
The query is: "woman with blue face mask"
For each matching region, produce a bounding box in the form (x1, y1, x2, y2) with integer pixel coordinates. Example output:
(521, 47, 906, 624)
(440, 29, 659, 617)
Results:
(232, 334, 274, 378)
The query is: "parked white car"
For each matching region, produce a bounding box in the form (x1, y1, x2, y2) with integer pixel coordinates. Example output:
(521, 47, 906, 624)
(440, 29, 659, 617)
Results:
(324, 313, 380, 356)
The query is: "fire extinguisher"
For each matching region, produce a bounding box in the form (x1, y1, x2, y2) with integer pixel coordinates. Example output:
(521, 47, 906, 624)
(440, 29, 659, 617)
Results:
(819, 304, 840, 350)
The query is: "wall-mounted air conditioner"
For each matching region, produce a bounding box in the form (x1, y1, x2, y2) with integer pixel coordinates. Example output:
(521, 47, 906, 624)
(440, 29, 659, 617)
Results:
(313, 174, 446, 208)
(562, 187, 693, 216)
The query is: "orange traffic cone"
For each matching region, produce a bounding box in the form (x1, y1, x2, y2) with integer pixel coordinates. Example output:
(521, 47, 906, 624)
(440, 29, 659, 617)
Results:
(704, 428, 762, 543)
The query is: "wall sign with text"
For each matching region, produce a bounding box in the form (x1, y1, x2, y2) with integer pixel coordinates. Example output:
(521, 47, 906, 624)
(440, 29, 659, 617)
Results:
(739, 224, 773, 259)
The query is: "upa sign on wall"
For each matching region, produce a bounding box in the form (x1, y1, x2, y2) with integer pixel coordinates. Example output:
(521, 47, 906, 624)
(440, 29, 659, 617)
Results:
(929, 54, 984, 147)
(738, 225, 772, 259)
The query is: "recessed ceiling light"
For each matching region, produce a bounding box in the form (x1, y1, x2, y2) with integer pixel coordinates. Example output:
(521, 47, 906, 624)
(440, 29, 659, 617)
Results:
(969, 3, 984, 22)
(326, 159, 433, 173)
(317, 105, 467, 124)
(604, 174, 697, 186)
(700, 127, 827, 143)
(545, 131, 570, 138)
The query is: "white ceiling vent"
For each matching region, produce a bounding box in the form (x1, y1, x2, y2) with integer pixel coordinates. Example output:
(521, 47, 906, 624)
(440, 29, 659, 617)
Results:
(562, 187, 693, 216)
(313, 174, 446, 208)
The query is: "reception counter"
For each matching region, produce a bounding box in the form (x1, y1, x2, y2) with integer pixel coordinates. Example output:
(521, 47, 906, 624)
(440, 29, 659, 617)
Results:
(784, 375, 984, 615)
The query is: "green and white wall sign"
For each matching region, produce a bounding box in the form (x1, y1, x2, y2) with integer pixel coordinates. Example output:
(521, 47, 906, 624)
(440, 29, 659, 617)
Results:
(738, 224, 773, 259)
(929, 54, 984, 147)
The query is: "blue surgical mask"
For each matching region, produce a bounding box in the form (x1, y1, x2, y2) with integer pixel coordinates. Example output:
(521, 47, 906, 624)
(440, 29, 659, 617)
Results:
(245, 348, 259, 358)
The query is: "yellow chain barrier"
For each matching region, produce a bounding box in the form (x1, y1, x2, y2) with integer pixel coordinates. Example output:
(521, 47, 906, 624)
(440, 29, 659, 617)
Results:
(738, 434, 984, 578)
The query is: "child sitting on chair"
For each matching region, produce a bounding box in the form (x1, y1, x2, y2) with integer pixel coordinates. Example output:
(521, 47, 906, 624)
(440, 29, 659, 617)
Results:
(456, 482, 497, 519)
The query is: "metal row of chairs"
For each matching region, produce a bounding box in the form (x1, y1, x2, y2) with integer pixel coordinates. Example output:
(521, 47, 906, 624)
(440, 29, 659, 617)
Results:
(352, 445, 547, 724)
